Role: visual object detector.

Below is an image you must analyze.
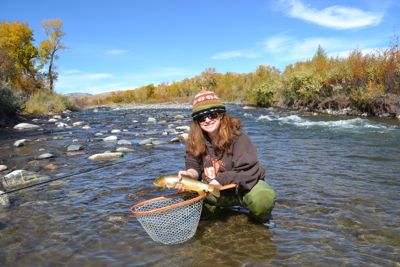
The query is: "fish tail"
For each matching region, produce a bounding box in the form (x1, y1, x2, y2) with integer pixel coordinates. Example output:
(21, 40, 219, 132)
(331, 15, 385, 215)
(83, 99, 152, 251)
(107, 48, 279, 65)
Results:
(209, 185, 220, 197)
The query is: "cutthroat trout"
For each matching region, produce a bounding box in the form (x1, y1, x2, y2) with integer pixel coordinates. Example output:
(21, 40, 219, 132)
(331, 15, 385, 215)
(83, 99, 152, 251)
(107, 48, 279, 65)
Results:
(153, 175, 220, 197)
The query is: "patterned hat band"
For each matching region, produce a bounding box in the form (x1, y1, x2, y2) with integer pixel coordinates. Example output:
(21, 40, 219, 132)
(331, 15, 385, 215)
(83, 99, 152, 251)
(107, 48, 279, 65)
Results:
(192, 106, 226, 120)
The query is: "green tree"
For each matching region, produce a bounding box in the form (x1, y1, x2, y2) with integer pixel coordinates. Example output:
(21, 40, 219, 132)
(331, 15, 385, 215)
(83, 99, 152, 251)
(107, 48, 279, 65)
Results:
(39, 18, 66, 92)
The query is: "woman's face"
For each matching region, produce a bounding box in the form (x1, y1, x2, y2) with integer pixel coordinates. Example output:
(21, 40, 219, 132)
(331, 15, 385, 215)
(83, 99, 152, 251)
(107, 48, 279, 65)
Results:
(198, 112, 222, 136)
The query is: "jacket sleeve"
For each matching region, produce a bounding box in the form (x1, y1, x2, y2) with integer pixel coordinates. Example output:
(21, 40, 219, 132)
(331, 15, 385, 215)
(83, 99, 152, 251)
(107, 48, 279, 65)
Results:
(215, 133, 265, 190)
(184, 150, 202, 180)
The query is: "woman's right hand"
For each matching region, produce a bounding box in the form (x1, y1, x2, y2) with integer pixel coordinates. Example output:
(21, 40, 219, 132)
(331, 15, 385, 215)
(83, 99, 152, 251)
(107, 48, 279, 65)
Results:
(175, 169, 198, 192)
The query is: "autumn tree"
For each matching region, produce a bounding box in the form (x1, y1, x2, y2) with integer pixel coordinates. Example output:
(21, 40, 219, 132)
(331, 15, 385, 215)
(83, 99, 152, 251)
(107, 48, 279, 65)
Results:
(0, 20, 39, 90)
(39, 18, 66, 92)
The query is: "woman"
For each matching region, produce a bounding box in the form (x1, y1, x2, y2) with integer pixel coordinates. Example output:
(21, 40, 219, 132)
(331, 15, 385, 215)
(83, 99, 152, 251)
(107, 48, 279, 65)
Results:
(177, 90, 276, 225)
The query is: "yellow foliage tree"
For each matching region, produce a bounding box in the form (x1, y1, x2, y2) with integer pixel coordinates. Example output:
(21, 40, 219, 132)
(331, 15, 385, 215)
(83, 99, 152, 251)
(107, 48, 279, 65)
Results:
(39, 18, 66, 92)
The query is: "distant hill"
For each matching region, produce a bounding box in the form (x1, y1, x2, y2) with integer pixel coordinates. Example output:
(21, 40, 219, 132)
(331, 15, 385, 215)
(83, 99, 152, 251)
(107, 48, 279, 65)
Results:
(63, 93, 93, 99)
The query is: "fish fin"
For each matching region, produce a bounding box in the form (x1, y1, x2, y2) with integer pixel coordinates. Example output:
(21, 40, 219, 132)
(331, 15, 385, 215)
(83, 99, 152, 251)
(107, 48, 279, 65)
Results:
(209, 185, 220, 197)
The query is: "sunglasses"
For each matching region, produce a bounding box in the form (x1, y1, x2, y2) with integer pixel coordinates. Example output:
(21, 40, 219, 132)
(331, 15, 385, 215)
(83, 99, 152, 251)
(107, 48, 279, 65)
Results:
(196, 112, 221, 123)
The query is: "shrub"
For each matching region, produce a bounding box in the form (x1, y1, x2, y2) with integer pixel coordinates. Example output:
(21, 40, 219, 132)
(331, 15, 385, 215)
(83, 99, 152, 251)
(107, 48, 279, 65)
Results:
(24, 90, 80, 114)
(0, 83, 23, 126)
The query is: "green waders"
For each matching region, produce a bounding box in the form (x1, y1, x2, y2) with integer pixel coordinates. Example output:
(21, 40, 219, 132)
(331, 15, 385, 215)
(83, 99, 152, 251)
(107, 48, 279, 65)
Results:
(202, 180, 276, 223)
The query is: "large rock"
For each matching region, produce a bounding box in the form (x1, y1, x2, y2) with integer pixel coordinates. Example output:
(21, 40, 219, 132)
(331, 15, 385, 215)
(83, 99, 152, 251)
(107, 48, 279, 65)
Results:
(88, 152, 123, 160)
(1, 170, 51, 191)
(13, 123, 40, 130)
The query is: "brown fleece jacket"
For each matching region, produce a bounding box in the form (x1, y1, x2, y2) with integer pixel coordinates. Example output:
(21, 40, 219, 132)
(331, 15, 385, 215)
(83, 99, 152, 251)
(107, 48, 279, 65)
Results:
(185, 131, 265, 191)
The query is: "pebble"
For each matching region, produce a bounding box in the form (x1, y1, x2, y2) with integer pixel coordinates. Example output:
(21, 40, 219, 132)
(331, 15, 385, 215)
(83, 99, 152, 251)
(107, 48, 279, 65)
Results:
(0, 165, 7, 171)
(82, 125, 91, 130)
(111, 129, 121, 134)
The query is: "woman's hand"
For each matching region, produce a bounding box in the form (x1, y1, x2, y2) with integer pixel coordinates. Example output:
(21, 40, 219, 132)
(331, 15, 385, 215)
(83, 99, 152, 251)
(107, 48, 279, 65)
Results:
(175, 169, 199, 192)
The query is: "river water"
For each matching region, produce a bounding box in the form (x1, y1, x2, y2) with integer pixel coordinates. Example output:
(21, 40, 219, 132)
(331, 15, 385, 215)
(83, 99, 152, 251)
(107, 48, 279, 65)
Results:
(0, 105, 399, 266)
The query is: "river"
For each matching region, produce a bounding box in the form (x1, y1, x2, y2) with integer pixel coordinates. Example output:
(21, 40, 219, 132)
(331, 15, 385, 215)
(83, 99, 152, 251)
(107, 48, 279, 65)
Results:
(0, 105, 399, 266)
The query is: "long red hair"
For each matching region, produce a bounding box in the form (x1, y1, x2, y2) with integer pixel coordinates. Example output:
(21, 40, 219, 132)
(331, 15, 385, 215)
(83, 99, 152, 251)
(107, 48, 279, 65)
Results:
(186, 114, 242, 157)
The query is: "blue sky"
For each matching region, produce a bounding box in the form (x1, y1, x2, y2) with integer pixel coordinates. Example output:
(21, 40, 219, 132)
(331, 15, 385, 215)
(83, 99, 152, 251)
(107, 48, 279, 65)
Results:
(2, 0, 399, 94)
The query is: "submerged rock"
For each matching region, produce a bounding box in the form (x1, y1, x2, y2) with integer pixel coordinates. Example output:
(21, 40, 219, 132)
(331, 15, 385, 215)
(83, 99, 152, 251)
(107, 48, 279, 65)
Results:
(67, 144, 83, 152)
(117, 140, 131, 145)
(0, 191, 10, 208)
(88, 152, 123, 160)
(116, 147, 134, 152)
(1, 170, 51, 191)
(14, 123, 40, 130)
(37, 153, 55, 160)
(14, 139, 27, 147)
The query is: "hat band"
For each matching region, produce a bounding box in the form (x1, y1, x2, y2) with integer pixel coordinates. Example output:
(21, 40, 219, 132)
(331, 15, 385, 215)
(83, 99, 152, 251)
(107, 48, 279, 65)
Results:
(192, 106, 226, 120)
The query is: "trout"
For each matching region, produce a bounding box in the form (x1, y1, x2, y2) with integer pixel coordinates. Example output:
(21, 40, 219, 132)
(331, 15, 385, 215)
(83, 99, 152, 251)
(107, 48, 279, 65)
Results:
(153, 175, 220, 197)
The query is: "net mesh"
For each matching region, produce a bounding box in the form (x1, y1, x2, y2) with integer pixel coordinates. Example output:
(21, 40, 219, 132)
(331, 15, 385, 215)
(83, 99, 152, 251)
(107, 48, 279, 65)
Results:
(132, 192, 204, 245)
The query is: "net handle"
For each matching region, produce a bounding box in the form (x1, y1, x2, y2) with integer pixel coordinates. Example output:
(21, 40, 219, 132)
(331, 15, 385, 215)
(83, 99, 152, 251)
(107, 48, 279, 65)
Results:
(220, 183, 236, 191)
(130, 191, 206, 216)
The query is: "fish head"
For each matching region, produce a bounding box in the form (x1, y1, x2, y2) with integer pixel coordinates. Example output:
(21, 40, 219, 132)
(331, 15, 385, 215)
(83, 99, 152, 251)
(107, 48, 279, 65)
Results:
(153, 175, 179, 188)
(153, 177, 167, 187)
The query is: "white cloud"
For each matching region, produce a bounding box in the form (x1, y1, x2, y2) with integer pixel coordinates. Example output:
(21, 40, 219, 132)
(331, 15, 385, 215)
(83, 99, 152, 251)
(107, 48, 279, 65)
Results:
(106, 49, 129, 55)
(56, 70, 115, 93)
(211, 49, 259, 60)
(262, 34, 386, 67)
(280, 0, 383, 29)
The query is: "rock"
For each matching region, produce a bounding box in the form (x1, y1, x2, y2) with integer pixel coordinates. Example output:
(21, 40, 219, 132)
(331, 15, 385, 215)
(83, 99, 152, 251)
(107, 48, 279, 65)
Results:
(0, 191, 10, 208)
(14, 139, 27, 147)
(88, 152, 123, 160)
(176, 126, 190, 132)
(117, 140, 131, 145)
(82, 125, 91, 130)
(147, 117, 157, 123)
(37, 153, 54, 160)
(94, 132, 104, 136)
(175, 114, 185, 120)
(103, 135, 118, 142)
(0, 165, 7, 171)
(48, 118, 58, 122)
(170, 137, 180, 143)
(243, 106, 256, 110)
(72, 121, 84, 126)
(67, 144, 83, 152)
(1, 170, 51, 191)
(116, 147, 134, 152)
(111, 129, 121, 134)
(151, 140, 168, 145)
(53, 115, 62, 119)
(44, 163, 58, 170)
(14, 123, 40, 130)
(139, 138, 158, 145)
(56, 122, 69, 128)
(179, 133, 189, 142)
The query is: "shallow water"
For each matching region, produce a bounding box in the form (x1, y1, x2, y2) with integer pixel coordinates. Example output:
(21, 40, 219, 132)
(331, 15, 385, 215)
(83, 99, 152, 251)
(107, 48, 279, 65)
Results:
(0, 105, 399, 266)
